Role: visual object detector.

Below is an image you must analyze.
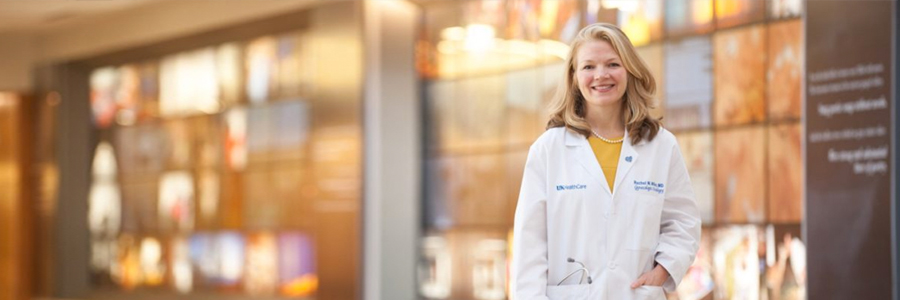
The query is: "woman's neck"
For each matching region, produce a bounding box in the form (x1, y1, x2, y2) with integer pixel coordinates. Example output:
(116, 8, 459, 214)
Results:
(585, 104, 625, 137)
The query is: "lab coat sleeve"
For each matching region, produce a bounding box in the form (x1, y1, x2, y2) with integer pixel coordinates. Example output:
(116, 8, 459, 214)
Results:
(512, 142, 551, 300)
(654, 143, 701, 293)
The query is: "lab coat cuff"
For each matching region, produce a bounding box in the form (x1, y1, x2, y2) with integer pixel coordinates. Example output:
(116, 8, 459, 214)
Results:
(654, 253, 685, 293)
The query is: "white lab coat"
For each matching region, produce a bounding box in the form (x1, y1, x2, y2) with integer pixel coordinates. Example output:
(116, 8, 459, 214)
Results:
(512, 127, 701, 300)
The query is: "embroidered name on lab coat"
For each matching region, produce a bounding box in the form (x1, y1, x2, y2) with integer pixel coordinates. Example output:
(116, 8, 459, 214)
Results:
(556, 184, 587, 191)
(633, 180, 664, 194)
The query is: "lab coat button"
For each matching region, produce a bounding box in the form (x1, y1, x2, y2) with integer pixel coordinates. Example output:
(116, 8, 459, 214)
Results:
(608, 262, 616, 269)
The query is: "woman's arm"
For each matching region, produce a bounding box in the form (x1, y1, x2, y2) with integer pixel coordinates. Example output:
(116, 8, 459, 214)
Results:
(653, 143, 702, 292)
(512, 143, 551, 299)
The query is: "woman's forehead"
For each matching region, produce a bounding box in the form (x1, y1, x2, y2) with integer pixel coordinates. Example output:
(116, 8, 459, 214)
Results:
(576, 40, 620, 62)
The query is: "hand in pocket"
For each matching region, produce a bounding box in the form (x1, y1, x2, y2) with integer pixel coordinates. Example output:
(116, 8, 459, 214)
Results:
(630, 264, 669, 288)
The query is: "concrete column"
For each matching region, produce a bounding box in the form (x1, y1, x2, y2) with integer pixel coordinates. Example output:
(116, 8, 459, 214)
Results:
(47, 64, 92, 298)
(362, 1, 421, 300)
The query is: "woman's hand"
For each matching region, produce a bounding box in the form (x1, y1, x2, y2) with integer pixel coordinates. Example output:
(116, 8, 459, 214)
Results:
(630, 264, 670, 288)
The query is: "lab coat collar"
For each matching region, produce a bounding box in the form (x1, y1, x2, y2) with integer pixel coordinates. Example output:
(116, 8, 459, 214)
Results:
(614, 130, 639, 197)
(564, 127, 639, 197)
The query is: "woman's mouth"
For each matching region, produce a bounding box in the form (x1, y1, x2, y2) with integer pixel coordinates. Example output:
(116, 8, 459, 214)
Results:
(592, 84, 614, 92)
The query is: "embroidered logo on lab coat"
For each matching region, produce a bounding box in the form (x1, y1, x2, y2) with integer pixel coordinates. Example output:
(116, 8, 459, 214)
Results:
(556, 184, 587, 191)
(633, 180, 664, 194)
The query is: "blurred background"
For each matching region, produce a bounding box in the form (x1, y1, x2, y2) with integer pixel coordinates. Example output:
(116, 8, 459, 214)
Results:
(0, 0, 885, 300)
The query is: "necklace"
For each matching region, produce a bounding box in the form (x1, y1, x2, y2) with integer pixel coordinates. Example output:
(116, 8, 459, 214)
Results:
(590, 129, 624, 144)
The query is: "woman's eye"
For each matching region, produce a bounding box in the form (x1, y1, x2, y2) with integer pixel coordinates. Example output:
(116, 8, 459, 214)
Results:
(609, 63, 621, 67)
(582, 65, 594, 70)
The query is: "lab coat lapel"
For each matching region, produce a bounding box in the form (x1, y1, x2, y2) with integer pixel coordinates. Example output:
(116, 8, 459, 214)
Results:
(612, 129, 639, 198)
(565, 128, 612, 196)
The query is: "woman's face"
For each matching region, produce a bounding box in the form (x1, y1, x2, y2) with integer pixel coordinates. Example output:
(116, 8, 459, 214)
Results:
(575, 40, 628, 110)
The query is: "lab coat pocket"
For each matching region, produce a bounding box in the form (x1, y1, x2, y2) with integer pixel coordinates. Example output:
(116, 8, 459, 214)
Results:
(632, 285, 665, 299)
(546, 284, 589, 300)
(626, 194, 664, 250)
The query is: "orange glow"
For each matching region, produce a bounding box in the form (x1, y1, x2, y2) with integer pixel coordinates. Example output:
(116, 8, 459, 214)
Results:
(115, 241, 142, 290)
(716, 0, 745, 20)
(281, 274, 319, 297)
(616, 0, 662, 46)
(539, 0, 560, 37)
(622, 15, 651, 46)
(692, 0, 714, 25)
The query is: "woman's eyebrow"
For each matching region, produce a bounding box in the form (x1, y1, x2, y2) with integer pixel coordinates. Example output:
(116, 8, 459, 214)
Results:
(602, 57, 621, 63)
(579, 57, 621, 64)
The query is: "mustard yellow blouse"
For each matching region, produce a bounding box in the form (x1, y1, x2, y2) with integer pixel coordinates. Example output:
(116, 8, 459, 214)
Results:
(588, 135, 624, 192)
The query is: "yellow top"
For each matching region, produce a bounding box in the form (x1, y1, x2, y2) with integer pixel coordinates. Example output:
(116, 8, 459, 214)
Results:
(588, 135, 624, 192)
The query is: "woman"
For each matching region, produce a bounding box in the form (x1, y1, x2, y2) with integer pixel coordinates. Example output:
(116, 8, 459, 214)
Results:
(512, 23, 701, 300)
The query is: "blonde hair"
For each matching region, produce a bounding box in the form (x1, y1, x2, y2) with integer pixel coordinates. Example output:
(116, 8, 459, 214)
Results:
(546, 23, 660, 145)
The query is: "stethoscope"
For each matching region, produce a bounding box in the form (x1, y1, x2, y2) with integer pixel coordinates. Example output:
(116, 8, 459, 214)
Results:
(557, 257, 593, 286)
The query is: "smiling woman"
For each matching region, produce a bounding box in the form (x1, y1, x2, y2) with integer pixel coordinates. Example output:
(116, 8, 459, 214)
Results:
(575, 40, 629, 110)
(512, 23, 701, 300)
(419, 1, 808, 299)
(546, 23, 660, 146)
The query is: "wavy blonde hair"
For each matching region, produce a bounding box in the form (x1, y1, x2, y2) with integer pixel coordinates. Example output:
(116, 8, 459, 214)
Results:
(546, 23, 660, 145)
